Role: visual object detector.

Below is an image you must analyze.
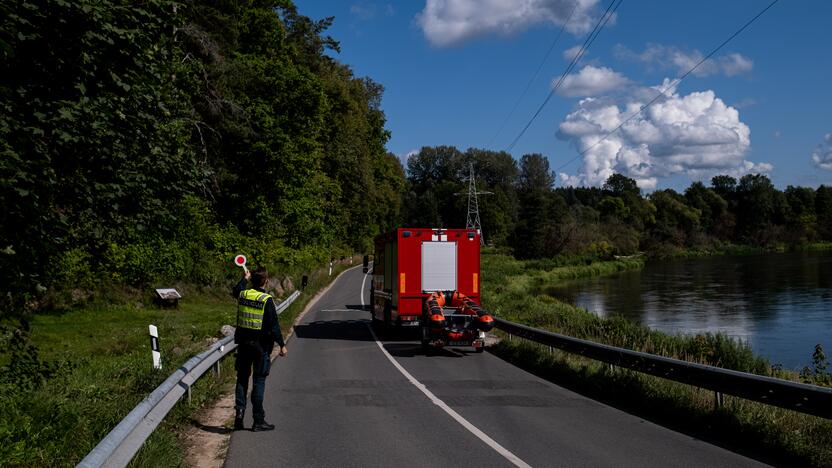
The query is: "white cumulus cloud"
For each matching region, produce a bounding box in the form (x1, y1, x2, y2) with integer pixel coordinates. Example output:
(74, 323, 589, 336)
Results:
(417, 0, 600, 47)
(614, 44, 753, 77)
(563, 45, 583, 61)
(557, 65, 630, 97)
(557, 79, 771, 189)
(812, 134, 832, 171)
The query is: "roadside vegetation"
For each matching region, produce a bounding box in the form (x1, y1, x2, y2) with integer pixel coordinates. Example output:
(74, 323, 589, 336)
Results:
(0, 259, 356, 468)
(1, 2, 398, 465)
(481, 251, 832, 467)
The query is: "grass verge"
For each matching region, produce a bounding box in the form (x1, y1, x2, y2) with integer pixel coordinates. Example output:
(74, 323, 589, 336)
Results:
(481, 251, 832, 467)
(0, 258, 358, 467)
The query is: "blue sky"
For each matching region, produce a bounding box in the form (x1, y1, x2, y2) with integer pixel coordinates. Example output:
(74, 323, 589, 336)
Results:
(294, 0, 832, 190)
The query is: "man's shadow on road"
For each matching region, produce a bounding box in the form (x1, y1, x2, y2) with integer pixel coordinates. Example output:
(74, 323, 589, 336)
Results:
(192, 420, 232, 435)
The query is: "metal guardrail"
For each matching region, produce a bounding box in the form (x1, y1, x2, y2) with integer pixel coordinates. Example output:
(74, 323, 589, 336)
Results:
(78, 290, 301, 468)
(494, 317, 832, 419)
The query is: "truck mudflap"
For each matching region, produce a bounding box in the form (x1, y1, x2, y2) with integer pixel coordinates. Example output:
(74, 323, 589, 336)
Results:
(422, 291, 492, 353)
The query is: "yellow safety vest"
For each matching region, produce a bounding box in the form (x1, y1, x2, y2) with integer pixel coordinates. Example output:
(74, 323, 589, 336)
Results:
(237, 289, 272, 331)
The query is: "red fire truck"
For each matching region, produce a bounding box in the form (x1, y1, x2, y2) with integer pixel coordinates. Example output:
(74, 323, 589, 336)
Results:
(371, 228, 494, 352)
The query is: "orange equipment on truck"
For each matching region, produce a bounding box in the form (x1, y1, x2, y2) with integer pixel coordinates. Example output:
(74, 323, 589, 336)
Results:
(371, 228, 494, 352)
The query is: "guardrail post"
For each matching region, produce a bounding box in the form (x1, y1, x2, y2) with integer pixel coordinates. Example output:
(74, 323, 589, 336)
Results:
(714, 391, 724, 410)
(213, 361, 220, 379)
(187, 384, 192, 405)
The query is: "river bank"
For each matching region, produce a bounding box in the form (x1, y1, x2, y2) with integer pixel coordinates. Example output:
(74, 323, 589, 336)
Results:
(548, 249, 832, 370)
(650, 240, 832, 259)
(480, 251, 832, 467)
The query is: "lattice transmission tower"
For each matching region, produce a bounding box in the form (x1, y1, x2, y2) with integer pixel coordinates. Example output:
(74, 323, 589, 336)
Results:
(461, 162, 491, 245)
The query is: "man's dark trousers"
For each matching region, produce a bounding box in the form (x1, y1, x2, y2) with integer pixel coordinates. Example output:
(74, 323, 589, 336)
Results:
(235, 342, 270, 421)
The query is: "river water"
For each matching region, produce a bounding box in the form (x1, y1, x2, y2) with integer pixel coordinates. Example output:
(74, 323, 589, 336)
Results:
(547, 251, 832, 370)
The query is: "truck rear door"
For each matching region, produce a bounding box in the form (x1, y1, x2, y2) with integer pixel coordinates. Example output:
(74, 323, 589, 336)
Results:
(421, 241, 457, 292)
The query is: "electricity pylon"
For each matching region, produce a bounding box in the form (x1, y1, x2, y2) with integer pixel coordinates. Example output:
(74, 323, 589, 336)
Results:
(460, 162, 491, 245)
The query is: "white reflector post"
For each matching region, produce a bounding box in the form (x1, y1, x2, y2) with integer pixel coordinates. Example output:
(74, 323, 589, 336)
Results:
(149, 324, 162, 370)
(421, 241, 457, 292)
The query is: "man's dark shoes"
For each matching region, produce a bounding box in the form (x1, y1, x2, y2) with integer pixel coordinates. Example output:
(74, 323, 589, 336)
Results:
(252, 419, 275, 432)
(234, 410, 245, 431)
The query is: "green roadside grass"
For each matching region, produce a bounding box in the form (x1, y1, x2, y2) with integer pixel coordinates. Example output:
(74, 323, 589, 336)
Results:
(480, 250, 832, 467)
(0, 259, 358, 468)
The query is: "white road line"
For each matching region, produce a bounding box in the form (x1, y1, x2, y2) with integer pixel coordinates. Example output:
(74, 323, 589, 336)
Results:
(360, 263, 371, 308)
(360, 270, 532, 468)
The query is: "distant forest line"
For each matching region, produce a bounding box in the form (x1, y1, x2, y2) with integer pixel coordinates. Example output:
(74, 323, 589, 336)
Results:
(403, 146, 832, 260)
(2, 1, 832, 317)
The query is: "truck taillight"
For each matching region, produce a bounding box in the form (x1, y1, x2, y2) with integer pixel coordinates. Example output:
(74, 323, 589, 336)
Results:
(473, 273, 478, 293)
(399, 273, 406, 293)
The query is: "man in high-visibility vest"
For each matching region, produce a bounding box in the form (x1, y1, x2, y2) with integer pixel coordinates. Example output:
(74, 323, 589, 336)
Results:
(231, 267, 288, 431)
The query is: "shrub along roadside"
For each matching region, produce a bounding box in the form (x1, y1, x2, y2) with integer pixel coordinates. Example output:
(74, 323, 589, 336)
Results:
(0, 258, 357, 468)
(481, 251, 832, 466)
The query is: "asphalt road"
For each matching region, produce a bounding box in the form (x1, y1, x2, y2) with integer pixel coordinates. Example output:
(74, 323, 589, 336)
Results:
(225, 266, 769, 468)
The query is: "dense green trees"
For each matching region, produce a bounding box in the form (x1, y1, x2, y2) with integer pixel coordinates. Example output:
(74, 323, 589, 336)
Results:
(404, 146, 519, 246)
(1, 0, 201, 295)
(2, 0, 832, 314)
(0, 0, 405, 316)
(401, 146, 832, 259)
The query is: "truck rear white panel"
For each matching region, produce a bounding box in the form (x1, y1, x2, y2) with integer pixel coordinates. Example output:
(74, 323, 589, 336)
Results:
(421, 241, 457, 292)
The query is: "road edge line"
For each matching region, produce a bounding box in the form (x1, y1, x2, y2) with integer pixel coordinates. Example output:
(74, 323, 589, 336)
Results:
(361, 270, 532, 468)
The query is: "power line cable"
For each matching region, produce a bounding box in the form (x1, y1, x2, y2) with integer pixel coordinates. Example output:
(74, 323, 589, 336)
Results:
(486, 0, 579, 148)
(505, 0, 620, 153)
(554, 0, 780, 174)
(505, 0, 623, 153)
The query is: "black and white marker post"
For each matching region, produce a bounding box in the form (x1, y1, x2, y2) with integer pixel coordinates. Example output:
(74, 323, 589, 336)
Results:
(149, 324, 162, 370)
